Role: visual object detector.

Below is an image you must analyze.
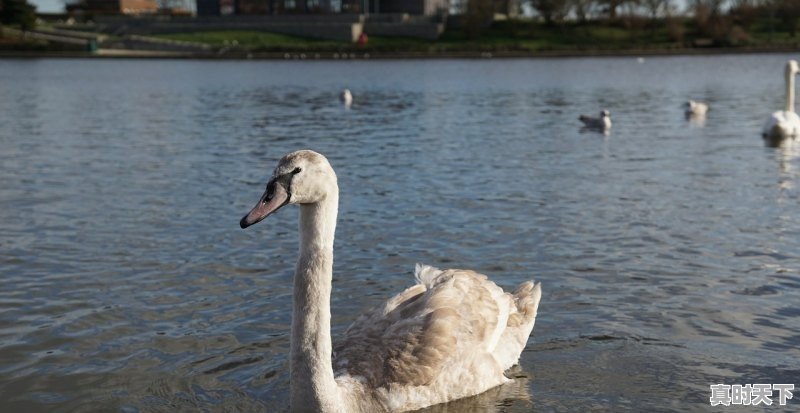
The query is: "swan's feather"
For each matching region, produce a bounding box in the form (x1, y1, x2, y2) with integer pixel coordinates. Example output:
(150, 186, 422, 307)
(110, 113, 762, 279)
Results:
(685, 100, 709, 116)
(333, 265, 541, 411)
(413, 263, 442, 287)
(763, 110, 800, 139)
(251, 150, 543, 412)
(763, 60, 800, 140)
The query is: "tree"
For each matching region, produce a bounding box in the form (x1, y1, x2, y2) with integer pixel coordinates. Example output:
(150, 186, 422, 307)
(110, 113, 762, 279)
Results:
(775, 0, 800, 37)
(691, 0, 728, 18)
(464, 0, 494, 38)
(642, 0, 671, 20)
(572, 0, 597, 22)
(599, 0, 625, 18)
(728, 0, 761, 30)
(529, 0, 571, 24)
(692, 0, 729, 39)
(0, 0, 36, 31)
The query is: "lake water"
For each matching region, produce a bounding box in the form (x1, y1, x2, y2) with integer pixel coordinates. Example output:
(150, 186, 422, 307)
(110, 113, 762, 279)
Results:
(1, 55, 799, 412)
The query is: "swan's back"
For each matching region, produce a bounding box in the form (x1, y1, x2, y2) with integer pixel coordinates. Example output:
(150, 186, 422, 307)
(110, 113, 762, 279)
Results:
(763, 110, 800, 139)
(333, 264, 541, 411)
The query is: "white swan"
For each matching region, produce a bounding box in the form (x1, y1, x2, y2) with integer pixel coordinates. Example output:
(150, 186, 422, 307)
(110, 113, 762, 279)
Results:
(240, 150, 543, 413)
(340, 89, 353, 106)
(579, 110, 612, 131)
(763, 60, 800, 140)
(684, 100, 709, 116)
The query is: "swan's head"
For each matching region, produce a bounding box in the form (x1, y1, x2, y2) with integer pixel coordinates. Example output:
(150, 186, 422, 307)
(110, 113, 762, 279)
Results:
(685, 100, 695, 108)
(787, 60, 800, 77)
(240, 150, 337, 229)
(601, 110, 610, 118)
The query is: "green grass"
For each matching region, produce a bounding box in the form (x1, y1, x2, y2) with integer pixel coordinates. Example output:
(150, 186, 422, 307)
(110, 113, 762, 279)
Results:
(0, 24, 78, 51)
(150, 18, 800, 54)
(155, 30, 347, 50)
(155, 30, 442, 52)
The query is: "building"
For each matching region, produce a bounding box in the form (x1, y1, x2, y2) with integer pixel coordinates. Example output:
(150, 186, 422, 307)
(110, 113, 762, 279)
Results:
(196, 0, 448, 16)
(75, 0, 159, 14)
(196, 0, 221, 15)
(361, 0, 447, 16)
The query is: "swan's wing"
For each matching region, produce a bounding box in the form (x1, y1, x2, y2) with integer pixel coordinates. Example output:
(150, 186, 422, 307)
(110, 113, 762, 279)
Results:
(333, 265, 516, 388)
(764, 111, 781, 135)
(763, 111, 800, 137)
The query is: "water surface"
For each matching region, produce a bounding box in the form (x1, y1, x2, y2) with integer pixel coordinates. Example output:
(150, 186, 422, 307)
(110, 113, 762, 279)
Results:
(1, 55, 799, 412)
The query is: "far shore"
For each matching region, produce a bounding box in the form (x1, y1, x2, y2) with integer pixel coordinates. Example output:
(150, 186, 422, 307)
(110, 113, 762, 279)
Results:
(1, 45, 799, 60)
(4, 13, 800, 62)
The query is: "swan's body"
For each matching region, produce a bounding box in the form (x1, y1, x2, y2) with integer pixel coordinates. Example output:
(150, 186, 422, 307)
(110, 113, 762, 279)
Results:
(341, 89, 353, 106)
(684, 100, 709, 116)
(579, 110, 612, 131)
(764, 111, 800, 139)
(240, 150, 542, 412)
(763, 60, 800, 140)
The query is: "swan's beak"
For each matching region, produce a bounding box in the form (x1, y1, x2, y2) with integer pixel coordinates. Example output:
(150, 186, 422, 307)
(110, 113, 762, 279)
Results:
(240, 179, 289, 229)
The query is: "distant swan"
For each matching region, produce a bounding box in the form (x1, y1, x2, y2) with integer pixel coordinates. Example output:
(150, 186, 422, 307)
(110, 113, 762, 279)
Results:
(684, 100, 709, 116)
(240, 150, 543, 412)
(340, 89, 353, 106)
(579, 110, 612, 131)
(763, 60, 800, 140)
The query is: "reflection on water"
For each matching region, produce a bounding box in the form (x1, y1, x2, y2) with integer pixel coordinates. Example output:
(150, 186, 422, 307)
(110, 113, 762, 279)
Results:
(420, 373, 532, 413)
(686, 112, 707, 128)
(0, 55, 799, 412)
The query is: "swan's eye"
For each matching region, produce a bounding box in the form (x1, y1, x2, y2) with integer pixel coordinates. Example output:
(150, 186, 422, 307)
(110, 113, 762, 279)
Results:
(291, 167, 302, 175)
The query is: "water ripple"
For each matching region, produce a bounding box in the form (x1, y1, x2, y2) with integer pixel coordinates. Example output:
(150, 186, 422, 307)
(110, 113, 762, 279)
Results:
(1, 56, 799, 412)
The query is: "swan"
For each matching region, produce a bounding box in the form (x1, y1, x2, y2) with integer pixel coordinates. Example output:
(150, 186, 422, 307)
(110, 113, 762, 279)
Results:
(340, 89, 353, 106)
(763, 60, 800, 140)
(579, 110, 612, 131)
(239, 150, 543, 412)
(684, 100, 708, 116)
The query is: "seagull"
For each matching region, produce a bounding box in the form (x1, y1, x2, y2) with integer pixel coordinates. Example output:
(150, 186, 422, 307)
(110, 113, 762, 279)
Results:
(579, 110, 612, 132)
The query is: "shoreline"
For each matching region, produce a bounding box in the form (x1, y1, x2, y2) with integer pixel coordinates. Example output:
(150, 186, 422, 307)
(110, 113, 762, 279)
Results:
(1, 45, 798, 60)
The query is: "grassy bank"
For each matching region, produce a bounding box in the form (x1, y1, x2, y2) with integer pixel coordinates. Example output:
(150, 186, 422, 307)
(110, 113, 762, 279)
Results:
(152, 18, 800, 55)
(3, 16, 799, 58)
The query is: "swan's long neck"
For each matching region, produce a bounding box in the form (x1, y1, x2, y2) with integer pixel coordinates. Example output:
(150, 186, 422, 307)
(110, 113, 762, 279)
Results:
(786, 66, 796, 114)
(290, 189, 343, 412)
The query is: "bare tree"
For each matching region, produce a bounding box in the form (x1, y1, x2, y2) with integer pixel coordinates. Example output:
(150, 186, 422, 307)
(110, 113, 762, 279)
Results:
(529, 0, 571, 24)
(572, 0, 597, 22)
(495, 0, 521, 17)
(691, 0, 729, 16)
(692, 0, 730, 39)
(599, 0, 625, 18)
(642, 0, 671, 19)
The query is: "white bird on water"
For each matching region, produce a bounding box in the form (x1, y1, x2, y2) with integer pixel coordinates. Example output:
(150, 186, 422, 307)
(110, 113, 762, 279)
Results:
(579, 110, 612, 131)
(240, 150, 542, 413)
(340, 89, 353, 106)
(763, 60, 800, 140)
(684, 100, 709, 116)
